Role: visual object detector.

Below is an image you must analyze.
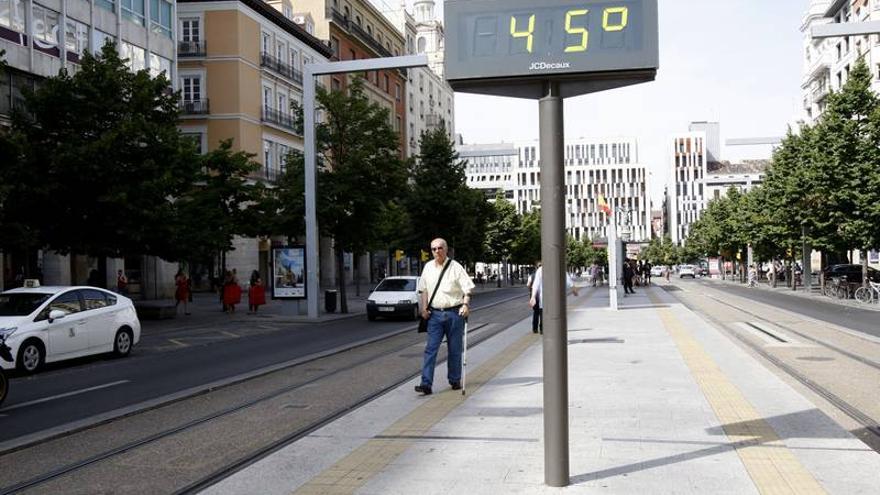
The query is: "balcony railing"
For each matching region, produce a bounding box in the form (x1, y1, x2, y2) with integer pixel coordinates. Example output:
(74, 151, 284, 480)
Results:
(179, 99, 210, 115)
(178, 40, 206, 57)
(349, 22, 393, 58)
(260, 52, 304, 85)
(262, 105, 299, 134)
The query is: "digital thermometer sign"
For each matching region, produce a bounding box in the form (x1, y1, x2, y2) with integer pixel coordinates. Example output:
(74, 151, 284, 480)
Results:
(445, 0, 658, 99)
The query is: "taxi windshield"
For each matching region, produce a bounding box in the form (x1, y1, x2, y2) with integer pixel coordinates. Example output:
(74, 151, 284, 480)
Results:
(0, 293, 53, 316)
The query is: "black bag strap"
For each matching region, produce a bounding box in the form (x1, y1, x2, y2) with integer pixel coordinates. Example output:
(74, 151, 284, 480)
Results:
(426, 259, 451, 309)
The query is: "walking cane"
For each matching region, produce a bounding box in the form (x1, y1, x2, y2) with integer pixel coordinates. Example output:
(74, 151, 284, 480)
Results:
(461, 318, 468, 395)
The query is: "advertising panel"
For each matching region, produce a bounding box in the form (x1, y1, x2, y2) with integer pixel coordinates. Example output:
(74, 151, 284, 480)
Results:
(272, 246, 306, 299)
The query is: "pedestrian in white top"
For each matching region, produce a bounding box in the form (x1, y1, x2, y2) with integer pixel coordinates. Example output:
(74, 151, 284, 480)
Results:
(529, 265, 579, 334)
(415, 238, 475, 395)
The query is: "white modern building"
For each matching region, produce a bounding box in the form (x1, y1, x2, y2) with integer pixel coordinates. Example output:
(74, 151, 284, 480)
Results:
(667, 128, 708, 245)
(459, 137, 652, 243)
(801, 0, 880, 123)
(704, 160, 769, 201)
(381, 0, 454, 157)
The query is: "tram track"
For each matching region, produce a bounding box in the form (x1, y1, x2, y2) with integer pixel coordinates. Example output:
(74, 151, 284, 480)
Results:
(667, 284, 880, 450)
(0, 292, 541, 495)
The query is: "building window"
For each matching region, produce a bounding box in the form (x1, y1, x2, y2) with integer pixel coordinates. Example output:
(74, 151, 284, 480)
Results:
(290, 49, 299, 69)
(120, 41, 146, 71)
(149, 0, 172, 38)
(121, 0, 146, 26)
(417, 36, 426, 53)
(182, 133, 204, 154)
(95, 0, 115, 13)
(262, 32, 271, 55)
(0, 0, 26, 32)
(278, 93, 287, 113)
(332, 78, 341, 91)
(384, 74, 390, 92)
(32, 4, 61, 51)
(263, 86, 272, 108)
(330, 36, 340, 58)
(149, 53, 171, 78)
(395, 83, 401, 100)
(180, 18, 200, 42)
(181, 76, 202, 101)
(65, 17, 89, 58)
(349, 48, 356, 61)
(92, 30, 115, 52)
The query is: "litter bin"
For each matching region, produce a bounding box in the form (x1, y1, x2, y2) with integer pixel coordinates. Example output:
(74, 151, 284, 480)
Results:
(324, 290, 337, 313)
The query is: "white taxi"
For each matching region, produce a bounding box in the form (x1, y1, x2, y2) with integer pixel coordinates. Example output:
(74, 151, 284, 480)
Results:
(366, 276, 420, 321)
(0, 285, 141, 373)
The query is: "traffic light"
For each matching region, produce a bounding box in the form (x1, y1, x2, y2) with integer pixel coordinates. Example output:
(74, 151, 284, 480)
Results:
(420, 250, 429, 261)
(394, 249, 404, 261)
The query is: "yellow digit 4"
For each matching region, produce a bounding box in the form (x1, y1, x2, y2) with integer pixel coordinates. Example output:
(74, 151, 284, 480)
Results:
(510, 14, 535, 53)
(565, 9, 589, 53)
(603, 7, 628, 32)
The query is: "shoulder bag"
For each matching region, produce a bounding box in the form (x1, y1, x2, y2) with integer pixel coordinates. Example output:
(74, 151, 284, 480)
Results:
(418, 259, 451, 333)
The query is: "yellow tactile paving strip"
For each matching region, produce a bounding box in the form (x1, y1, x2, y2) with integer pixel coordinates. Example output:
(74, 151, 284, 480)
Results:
(648, 290, 826, 495)
(292, 332, 539, 495)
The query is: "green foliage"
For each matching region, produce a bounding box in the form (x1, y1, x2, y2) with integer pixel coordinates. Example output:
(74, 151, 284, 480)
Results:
(682, 58, 880, 266)
(0, 43, 199, 259)
(510, 209, 541, 265)
(484, 192, 521, 262)
(407, 125, 490, 264)
(175, 140, 262, 264)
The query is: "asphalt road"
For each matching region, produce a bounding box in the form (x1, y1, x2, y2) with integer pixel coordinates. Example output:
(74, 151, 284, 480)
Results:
(0, 288, 526, 446)
(688, 278, 880, 339)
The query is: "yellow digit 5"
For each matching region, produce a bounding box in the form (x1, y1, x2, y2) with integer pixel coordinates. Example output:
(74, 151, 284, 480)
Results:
(510, 14, 535, 53)
(603, 7, 628, 32)
(565, 9, 589, 53)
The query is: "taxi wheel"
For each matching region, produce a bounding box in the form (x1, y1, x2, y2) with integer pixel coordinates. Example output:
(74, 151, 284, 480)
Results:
(0, 369, 8, 407)
(17, 340, 44, 374)
(114, 328, 134, 357)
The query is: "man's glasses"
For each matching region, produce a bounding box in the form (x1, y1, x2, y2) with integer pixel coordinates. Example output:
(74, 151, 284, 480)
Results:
(431, 246, 444, 251)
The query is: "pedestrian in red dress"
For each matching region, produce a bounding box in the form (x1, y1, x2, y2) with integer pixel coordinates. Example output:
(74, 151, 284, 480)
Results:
(175, 269, 191, 315)
(223, 270, 242, 314)
(248, 270, 266, 314)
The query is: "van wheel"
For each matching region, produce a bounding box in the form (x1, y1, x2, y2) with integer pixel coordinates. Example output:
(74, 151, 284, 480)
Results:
(114, 328, 134, 357)
(17, 340, 44, 374)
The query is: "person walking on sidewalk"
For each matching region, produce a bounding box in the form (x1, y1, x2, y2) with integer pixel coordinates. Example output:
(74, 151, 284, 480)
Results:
(622, 260, 636, 295)
(248, 270, 266, 314)
(529, 263, 579, 334)
(174, 269, 191, 315)
(527, 261, 542, 334)
(415, 238, 475, 396)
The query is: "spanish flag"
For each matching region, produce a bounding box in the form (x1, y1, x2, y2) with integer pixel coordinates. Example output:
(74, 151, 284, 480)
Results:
(598, 195, 612, 215)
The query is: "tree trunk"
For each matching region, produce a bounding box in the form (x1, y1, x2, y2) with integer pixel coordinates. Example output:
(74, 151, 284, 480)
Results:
(336, 248, 348, 314)
(354, 254, 360, 297)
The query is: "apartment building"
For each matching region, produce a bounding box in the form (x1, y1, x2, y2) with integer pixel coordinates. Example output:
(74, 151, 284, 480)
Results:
(801, 0, 880, 123)
(295, 0, 407, 157)
(459, 137, 652, 244)
(704, 160, 768, 202)
(667, 129, 707, 246)
(0, 0, 176, 291)
(1, 0, 175, 125)
(382, 0, 454, 156)
(176, 0, 333, 283)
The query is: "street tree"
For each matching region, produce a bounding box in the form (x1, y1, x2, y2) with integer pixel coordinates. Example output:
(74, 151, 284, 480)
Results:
(1, 43, 198, 281)
(408, 126, 490, 267)
(484, 192, 521, 285)
(307, 78, 408, 313)
(174, 140, 263, 270)
(511, 209, 541, 266)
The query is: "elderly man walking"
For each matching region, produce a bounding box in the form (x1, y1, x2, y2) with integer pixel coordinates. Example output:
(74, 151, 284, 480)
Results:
(415, 238, 475, 395)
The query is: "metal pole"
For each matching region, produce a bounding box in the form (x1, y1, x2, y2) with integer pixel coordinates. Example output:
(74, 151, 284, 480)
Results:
(303, 67, 319, 319)
(538, 81, 569, 487)
(802, 224, 811, 292)
(608, 221, 619, 311)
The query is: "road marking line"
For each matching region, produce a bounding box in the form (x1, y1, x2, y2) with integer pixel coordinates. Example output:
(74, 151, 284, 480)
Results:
(168, 339, 189, 347)
(291, 332, 538, 495)
(0, 380, 130, 413)
(647, 291, 825, 494)
(221, 331, 240, 338)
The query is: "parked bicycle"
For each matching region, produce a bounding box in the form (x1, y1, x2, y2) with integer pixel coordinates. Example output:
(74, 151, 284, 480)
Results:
(854, 281, 880, 304)
(823, 276, 850, 299)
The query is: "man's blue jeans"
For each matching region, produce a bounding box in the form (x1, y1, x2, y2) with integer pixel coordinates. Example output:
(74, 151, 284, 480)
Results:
(420, 308, 464, 388)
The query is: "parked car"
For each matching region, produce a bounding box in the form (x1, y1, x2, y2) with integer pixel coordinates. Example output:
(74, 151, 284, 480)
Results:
(679, 265, 697, 278)
(366, 276, 421, 321)
(822, 264, 880, 284)
(650, 265, 664, 277)
(0, 286, 141, 374)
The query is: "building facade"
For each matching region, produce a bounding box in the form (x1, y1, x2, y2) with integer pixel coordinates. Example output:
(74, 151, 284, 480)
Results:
(381, 0, 454, 157)
(459, 137, 652, 244)
(704, 160, 768, 202)
(801, 0, 880, 123)
(667, 130, 707, 245)
(175, 0, 333, 287)
(1, 0, 176, 293)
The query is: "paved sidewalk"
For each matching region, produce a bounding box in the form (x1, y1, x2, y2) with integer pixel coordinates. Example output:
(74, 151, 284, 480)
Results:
(701, 275, 880, 312)
(202, 284, 880, 494)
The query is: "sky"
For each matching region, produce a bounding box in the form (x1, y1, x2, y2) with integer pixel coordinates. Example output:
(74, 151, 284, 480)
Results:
(378, 1, 809, 202)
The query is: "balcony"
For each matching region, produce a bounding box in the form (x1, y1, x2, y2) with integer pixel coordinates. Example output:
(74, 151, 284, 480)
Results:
(179, 99, 210, 115)
(328, 7, 349, 29)
(178, 40, 206, 57)
(811, 84, 830, 102)
(349, 23, 393, 58)
(805, 51, 830, 81)
(260, 52, 304, 85)
(262, 105, 300, 135)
